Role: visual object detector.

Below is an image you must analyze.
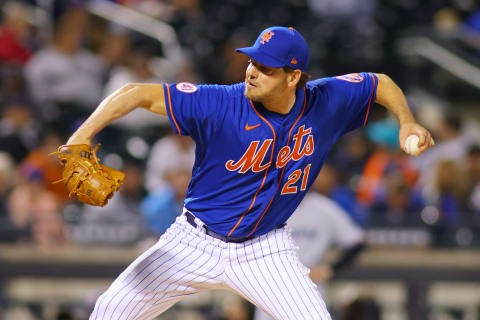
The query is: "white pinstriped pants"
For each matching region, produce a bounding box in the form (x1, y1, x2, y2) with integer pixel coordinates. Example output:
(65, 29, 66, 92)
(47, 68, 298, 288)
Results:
(89, 214, 332, 320)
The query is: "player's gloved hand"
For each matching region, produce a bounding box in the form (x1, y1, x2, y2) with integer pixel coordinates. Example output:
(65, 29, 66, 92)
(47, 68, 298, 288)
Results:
(49, 144, 125, 206)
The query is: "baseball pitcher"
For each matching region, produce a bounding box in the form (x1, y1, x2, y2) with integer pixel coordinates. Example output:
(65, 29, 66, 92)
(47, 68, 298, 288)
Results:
(52, 26, 434, 320)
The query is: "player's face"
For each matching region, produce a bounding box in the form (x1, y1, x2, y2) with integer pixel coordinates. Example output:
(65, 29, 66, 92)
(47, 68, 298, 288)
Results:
(244, 59, 289, 102)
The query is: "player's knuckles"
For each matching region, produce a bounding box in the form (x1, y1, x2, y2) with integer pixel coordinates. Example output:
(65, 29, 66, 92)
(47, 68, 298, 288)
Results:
(418, 134, 426, 144)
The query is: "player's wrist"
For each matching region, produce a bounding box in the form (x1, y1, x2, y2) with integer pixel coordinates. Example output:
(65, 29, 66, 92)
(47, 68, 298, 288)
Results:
(67, 132, 92, 146)
(398, 113, 416, 126)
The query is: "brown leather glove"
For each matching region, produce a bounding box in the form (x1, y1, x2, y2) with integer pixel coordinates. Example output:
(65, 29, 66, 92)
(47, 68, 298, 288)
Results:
(49, 144, 125, 206)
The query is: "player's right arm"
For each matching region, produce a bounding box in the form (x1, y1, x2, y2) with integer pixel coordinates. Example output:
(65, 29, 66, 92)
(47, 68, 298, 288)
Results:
(67, 83, 167, 145)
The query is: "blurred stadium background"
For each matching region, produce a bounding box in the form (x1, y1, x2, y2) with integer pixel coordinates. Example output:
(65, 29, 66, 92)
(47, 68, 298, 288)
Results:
(0, 0, 479, 319)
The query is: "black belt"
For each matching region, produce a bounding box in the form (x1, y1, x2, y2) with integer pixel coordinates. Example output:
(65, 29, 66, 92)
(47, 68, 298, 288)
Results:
(184, 211, 285, 243)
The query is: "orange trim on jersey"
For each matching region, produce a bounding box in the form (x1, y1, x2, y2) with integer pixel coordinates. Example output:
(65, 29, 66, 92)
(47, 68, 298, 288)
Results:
(165, 84, 182, 135)
(227, 101, 277, 237)
(246, 88, 308, 237)
(362, 74, 376, 128)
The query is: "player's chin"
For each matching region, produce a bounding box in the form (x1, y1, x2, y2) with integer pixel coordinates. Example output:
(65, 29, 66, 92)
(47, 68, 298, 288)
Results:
(244, 87, 259, 100)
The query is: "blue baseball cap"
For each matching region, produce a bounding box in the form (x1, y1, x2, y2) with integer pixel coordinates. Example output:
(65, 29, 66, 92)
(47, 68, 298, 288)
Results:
(236, 26, 309, 72)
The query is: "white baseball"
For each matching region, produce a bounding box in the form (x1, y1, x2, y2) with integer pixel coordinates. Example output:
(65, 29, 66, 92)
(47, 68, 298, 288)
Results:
(404, 134, 421, 156)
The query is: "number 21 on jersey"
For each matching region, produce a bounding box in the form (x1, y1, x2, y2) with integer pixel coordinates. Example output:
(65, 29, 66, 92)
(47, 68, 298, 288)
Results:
(281, 164, 311, 195)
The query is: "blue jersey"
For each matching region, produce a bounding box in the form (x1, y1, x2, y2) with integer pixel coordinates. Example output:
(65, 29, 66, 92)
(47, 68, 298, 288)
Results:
(162, 72, 378, 238)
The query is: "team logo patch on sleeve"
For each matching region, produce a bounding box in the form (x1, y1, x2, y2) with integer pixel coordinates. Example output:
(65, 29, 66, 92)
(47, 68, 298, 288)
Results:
(336, 73, 365, 83)
(176, 82, 198, 93)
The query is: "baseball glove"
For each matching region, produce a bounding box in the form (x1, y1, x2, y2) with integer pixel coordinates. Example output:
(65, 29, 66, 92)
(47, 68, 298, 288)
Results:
(49, 144, 125, 207)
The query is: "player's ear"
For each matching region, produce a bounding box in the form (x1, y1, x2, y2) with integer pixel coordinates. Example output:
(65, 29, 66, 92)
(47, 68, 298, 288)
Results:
(287, 69, 301, 88)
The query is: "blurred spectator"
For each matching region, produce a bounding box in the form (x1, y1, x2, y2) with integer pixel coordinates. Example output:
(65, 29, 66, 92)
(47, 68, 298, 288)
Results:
(0, 64, 33, 107)
(465, 145, 480, 215)
(342, 297, 380, 320)
(0, 152, 18, 242)
(141, 131, 194, 237)
(357, 118, 418, 206)
(433, 8, 462, 34)
(2, 305, 37, 320)
(121, 161, 146, 209)
(0, 104, 40, 162)
(171, 0, 203, 19)
(70, 162, 145, 246)
(451, 7, 480, 55)
(464, 8, 480, 35)
(0, 152, 15, 214)
(369, 173, 424, 227)
(414, 113, 471, 194)
(0, 1, 33, 65)
(166, 0, 205, 32)
(305, 0, 380, 67)
(104, 44, 168, 130)
(145, 133, 195, 192)
(7, 166, 67, 249)
(19, 130, 70, 202)
(330, 132, 372, 180)
(56, 306, 74, 320)
(425, 160, 469, 225)
(24, 7, 106, 132)
(314, 163, 368, 226)
(209, 33, 249, 84)
(141, 166, 191, 236)
(98, 27, 131, 74)
(32, 190, 68, 249)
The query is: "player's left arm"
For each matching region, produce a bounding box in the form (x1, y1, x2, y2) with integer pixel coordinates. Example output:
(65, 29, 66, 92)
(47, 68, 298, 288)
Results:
(374, 73, 435, 155)
(67, 83, 166, 145)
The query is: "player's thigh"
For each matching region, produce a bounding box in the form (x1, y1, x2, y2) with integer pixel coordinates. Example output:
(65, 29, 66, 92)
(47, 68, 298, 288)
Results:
(90, 218, 224, 320)
(225, 228, 331, 320)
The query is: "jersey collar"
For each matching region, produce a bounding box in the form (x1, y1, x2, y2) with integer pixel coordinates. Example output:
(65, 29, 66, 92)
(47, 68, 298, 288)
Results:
(251, 87, 306, 122)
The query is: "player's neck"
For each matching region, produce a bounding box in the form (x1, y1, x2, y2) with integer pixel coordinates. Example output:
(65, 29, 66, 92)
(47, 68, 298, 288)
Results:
(262, 91, 296, 115)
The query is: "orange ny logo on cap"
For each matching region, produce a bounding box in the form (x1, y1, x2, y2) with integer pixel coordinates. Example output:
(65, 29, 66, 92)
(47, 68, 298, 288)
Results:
(260, 31, 274, 44)
(290, 57, 298, 65)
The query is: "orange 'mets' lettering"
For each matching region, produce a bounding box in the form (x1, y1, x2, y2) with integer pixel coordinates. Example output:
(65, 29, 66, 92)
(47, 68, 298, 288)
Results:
(260, 31, 274, 44)
(276, 125, 314, 168)
(225, 125, 315, 174)
(225, 140, 273, 173)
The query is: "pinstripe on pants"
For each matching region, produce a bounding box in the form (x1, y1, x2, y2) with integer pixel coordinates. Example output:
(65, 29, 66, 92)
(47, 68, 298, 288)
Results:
(89, 214, 332, 320)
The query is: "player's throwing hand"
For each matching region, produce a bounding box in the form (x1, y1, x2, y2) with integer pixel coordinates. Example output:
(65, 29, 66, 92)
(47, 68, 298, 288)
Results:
(399, 121, 435, 156)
